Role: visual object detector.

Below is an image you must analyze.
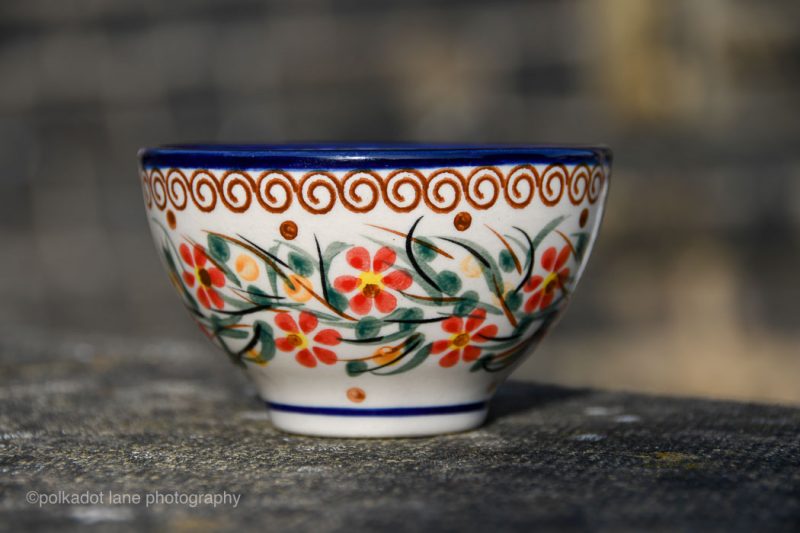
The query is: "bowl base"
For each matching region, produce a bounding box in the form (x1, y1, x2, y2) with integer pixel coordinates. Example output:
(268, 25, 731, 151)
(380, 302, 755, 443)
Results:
(265, 402, 489, 438)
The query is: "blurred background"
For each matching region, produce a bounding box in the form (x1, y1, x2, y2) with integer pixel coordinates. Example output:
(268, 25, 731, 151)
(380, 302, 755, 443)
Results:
(1, 0, 798, 404)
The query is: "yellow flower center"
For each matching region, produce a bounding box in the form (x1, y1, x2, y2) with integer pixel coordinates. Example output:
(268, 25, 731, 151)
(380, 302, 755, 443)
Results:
(359, 271, 384, 297)
(451, 332, 471, 348)
(287, 333, 307, 349)
(543, 272, 559, 294)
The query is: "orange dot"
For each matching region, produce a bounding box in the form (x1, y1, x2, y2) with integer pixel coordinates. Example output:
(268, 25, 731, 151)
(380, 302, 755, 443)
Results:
(166, 210, 177, 229)
(346, 387, 366, 403)
(579, 208, 589, 228)
(235, 254, 260, 281)
(284, 274, 312, 303)
(280, 220, 298, 240)
(454, 211, 472, 231)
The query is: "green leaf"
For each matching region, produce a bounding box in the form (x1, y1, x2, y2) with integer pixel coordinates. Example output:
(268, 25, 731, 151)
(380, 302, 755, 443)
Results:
(361, 328, 419, 345)
(531, 215, 567, 249)
(346, 360, 368, 377)
(163, 246, 201, 310)
(499, 249, 516, 272)
(356, 317, 382, 339)
(267, 243, 280, 294)
(216, 328, 249, 339)
(341, 329, 412, 345)
(383, 307, 409, 321)
(280, 241, 318, 275)
(381, 307, 423, 333)
(204, 234, 241, 287)
(404, 268, 446, 299)
(470, 355, 491, 373)
(454, 290, 479, 316)
(209, 314, 243, 328)
(255, 320, 275, 361)
(435, 270, 462, 296)
(317, 241, 349, 306)
(506, 290, 522, 311)
(322, 242, 350, 268)
(328, 289, 349, 313)
(246, 285, 279, 306)
(207, 234, 230, 262)
(571, 232, 589, 261)
(413, 241, 437, 262)
(288, 251, 314, 277)
(482, 342, 531, 373)
(182, 290, 199, 311)
(396, 307, 423, 332)
(314, 309, 356, 324)
(163, 246, 177, 272)
(516, 314, 536, 333)
(219, 262, 243, 288)
(220, 293, 258, 309)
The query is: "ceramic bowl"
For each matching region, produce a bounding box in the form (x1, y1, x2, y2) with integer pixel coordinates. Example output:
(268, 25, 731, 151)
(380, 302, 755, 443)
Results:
(138, 144, 611, 437)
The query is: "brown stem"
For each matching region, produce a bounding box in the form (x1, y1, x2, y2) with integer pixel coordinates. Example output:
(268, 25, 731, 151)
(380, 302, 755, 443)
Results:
(486, 224, 522, 273)
(366, 224, 454, 259)
(492, 277, 518, 328)
(293, 277, 357, 322)
(555, 230, 577, 259)
(208, 231, 357, 322)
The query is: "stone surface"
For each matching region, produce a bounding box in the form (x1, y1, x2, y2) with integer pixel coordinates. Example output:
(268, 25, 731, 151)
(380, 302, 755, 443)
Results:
(0, 332, 799, 532)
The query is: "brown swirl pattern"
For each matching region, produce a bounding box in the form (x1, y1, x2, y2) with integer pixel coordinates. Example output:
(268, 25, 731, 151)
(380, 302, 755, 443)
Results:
(141, 164, 608, 214)
(190, 170, 219, 212)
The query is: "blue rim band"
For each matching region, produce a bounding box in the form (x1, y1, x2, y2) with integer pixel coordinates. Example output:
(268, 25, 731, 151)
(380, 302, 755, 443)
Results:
(266, 400, 488, 417)
(139, 143, 612, 170)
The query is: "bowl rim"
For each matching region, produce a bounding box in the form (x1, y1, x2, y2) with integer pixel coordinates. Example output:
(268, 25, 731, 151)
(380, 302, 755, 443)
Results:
(139, 143, 612, 170)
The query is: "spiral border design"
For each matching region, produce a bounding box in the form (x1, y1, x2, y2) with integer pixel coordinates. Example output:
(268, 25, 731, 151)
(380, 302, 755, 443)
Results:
(141, 164, 608, 214)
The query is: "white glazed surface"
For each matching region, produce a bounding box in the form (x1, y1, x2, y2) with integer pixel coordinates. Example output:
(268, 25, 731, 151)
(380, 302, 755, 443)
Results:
(141, 161, 609, 437)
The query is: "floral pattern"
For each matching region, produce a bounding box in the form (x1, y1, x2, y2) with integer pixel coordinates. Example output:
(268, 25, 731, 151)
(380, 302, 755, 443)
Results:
(431, 309, 498, 367)
(154, 213, 587, 375)
(274, 311, 341, 368)
(333, 247, 412, 315)
(180, 243, 225, 309)
(523, 245, 571, 313)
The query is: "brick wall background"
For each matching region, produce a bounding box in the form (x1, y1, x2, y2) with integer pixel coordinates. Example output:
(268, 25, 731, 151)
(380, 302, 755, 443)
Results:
(1, 0, 798, 403)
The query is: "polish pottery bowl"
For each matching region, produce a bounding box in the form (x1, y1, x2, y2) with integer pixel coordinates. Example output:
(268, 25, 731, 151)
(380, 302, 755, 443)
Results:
(138, 144, 611, 437)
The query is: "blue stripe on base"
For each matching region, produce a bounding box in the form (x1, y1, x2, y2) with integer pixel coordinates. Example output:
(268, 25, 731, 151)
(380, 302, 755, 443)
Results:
(266, 401, 487, 417)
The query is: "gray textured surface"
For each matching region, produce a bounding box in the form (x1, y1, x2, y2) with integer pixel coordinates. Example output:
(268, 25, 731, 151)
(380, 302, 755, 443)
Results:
(0, 332, 799, 532)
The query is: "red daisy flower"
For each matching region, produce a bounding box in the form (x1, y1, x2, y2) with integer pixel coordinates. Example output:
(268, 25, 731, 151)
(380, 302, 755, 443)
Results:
(274, 311, 340, 368)
(180, 243, 226, 309)
(523, 245, 571, 313)
(431, 308, 498, 367)
(333, 246, 412, 315)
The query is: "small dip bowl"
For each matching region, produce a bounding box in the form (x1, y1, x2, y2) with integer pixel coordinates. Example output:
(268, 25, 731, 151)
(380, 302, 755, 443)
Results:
(138, 144, 611, 437)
